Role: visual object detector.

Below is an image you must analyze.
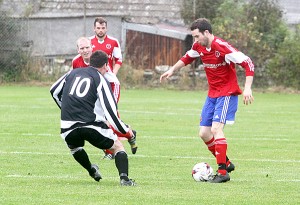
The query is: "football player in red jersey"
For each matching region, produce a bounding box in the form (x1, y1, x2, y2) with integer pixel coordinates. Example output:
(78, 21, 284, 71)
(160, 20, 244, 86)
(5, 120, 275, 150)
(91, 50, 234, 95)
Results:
(72, 37, 137, 159)
(160, 18, 255, 183)
(72, 37, 93, 69)
(90, 17, 122, 103)
(90, 17, 137, 159)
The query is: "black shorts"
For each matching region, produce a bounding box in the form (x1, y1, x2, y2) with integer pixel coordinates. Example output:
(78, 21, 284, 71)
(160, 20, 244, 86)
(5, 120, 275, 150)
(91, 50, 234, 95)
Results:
(64, 127, 115, 150)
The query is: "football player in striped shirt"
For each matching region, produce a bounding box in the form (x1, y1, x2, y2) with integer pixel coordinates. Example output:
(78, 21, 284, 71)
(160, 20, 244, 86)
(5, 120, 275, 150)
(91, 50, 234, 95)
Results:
(50, 50, 136, 186)
(160, 18, 255, 183)
(72, 37, 138, 159)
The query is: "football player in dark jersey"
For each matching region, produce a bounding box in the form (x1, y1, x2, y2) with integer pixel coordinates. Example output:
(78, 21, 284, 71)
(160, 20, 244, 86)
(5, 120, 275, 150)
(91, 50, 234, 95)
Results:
(50, 50, 136, 186)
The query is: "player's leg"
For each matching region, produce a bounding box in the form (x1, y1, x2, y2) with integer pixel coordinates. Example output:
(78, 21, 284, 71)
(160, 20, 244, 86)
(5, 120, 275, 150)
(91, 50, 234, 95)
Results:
(109, 140, 136, 186)
(216, 95, 238, 173)
(110, 82, 120, 104)
(62, 129, 101, 181)
(106, 82, 138, 154)
(109, 124, 138, 154)
(102, 131, 137, 159)
(211, 121, 228, 175)
(208, 95, 238, 183)
(84, 125, 135, 186)
(199, 96, 234, 183)
(199, 97, 220, 158)
(199, 126, 215, 155)
(109, 81, 133, 140)
(109, 82, 134, 141)
(208, 121, 230, 183)
(102, 149, 114, 160)
(199, 127, 234, 173)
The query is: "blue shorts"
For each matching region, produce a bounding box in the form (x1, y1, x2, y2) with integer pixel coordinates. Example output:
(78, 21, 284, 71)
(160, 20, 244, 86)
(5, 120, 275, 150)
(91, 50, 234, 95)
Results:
(200, 95, 238, 126)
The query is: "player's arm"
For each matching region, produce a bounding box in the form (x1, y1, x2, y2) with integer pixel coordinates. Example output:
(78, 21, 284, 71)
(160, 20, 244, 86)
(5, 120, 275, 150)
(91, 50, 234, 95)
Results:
(160, 44, 199, 82)
(97, 74, 130, 134)
(113, 63, 121, 75)
(225, 51, 255, 105)
(50, 72, 70, 109)
(112, 43, 122, 75)
(160, 60, 185, 82)
(243, 76, 254, 105)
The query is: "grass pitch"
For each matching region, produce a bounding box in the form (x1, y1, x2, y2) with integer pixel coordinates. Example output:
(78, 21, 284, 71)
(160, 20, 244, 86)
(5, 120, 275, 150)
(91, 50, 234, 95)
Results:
(0, 85, 299, 205)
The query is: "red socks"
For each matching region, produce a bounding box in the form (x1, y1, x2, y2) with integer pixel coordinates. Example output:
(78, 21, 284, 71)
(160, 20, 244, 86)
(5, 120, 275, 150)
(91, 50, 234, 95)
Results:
(104, 149, 113, 155)
(205, 137, 229, 175)
(205, 137, 216, 156)
(215, 138, 227, 175)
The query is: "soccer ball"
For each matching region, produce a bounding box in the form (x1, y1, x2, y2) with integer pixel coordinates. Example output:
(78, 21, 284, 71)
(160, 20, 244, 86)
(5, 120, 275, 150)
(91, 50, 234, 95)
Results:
(192, 162, 214, 182)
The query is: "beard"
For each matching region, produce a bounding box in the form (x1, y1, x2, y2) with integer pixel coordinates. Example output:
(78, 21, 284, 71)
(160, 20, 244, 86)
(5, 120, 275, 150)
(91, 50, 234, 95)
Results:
(97, 33, 105, 39)
(200, 37, 209, 47)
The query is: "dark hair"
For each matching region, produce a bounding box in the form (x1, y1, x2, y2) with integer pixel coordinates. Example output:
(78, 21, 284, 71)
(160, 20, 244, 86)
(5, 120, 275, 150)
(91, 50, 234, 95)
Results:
(90, 50, 108, 68)
(190, 18, 212, 34)
(94, 17, 107, 27)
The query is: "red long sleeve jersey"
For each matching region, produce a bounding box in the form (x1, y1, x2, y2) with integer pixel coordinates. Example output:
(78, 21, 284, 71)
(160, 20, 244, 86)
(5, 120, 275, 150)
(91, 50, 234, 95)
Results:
(72, 54, 89, 69)
(181, 36, 254, 98)
(90, 35, 122, 72)
(71, 52, 120, 85)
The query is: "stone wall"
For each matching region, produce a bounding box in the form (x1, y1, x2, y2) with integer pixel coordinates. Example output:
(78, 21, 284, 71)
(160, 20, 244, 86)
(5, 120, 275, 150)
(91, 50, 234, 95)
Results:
(1, 0, 184, 25)
(1, 0, 298, 60)
(0, 0, 185, 58)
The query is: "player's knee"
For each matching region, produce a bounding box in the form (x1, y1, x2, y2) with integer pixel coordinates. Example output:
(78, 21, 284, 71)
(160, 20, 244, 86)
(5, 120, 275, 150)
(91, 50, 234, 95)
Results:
(69, 147, 83, 155)
(199, 130, 204, 139)
(211, 128, 223, 139)
(115, 150, 127, 158)
(199, 129, 210, 141)
(211, 124, 225, 138)
(210, 127, 218, 136)
(110, 140, 125, 154)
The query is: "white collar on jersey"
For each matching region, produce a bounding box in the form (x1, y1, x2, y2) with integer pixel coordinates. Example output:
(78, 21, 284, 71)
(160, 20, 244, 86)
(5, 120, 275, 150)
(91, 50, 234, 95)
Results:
(98, 39, 104, 44)
(97, 35, 107, 44)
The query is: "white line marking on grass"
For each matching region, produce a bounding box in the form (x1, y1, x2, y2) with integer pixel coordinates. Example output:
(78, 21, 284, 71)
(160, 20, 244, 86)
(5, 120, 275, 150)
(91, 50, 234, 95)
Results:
(120, 110, 198, 116)
(1, 151, 299, 163)
(0, 132, 57, 136)
(0, 133, 13, 135)
(0, 105, 19, 108)
(21, 133, 55, 136)
(120, 109, 298, 116)
(5, 174, 117, 180)
(133, 154, 300, 163)
(141, 135, 291, 141)
(6, 174, 76, 179)
(0, 132, 292, 140)
(0, 151, 64, 155)
(276, 179, 300, 182)
(6, 174, 299, 183)
(231, 179, 300, 183)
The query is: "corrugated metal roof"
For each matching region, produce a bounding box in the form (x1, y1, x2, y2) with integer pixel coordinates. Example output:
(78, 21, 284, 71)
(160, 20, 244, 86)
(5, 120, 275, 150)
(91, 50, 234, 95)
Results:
(123, 22, 190, 40)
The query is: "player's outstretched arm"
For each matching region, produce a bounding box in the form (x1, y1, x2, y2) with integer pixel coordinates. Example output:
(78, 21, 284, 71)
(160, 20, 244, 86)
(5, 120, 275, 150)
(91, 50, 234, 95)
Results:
(160, 60, 185, 83)
(243, 76, 254, 105)
(160, 69, 174, 82)
(98, 74, 130, 134)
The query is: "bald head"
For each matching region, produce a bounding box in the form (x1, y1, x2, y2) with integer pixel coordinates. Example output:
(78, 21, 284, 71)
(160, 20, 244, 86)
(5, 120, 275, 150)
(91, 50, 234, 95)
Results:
(76, 37, 93, 61)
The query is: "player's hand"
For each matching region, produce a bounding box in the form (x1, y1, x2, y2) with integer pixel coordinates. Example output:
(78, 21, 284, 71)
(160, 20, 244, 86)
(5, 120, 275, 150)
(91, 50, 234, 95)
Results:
(243, 88, 254, 105)
(160, 69, 174, 83)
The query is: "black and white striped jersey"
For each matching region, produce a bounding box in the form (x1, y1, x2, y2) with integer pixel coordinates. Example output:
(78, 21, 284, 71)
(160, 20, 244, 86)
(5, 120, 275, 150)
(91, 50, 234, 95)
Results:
(50, 67, 129, 134)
